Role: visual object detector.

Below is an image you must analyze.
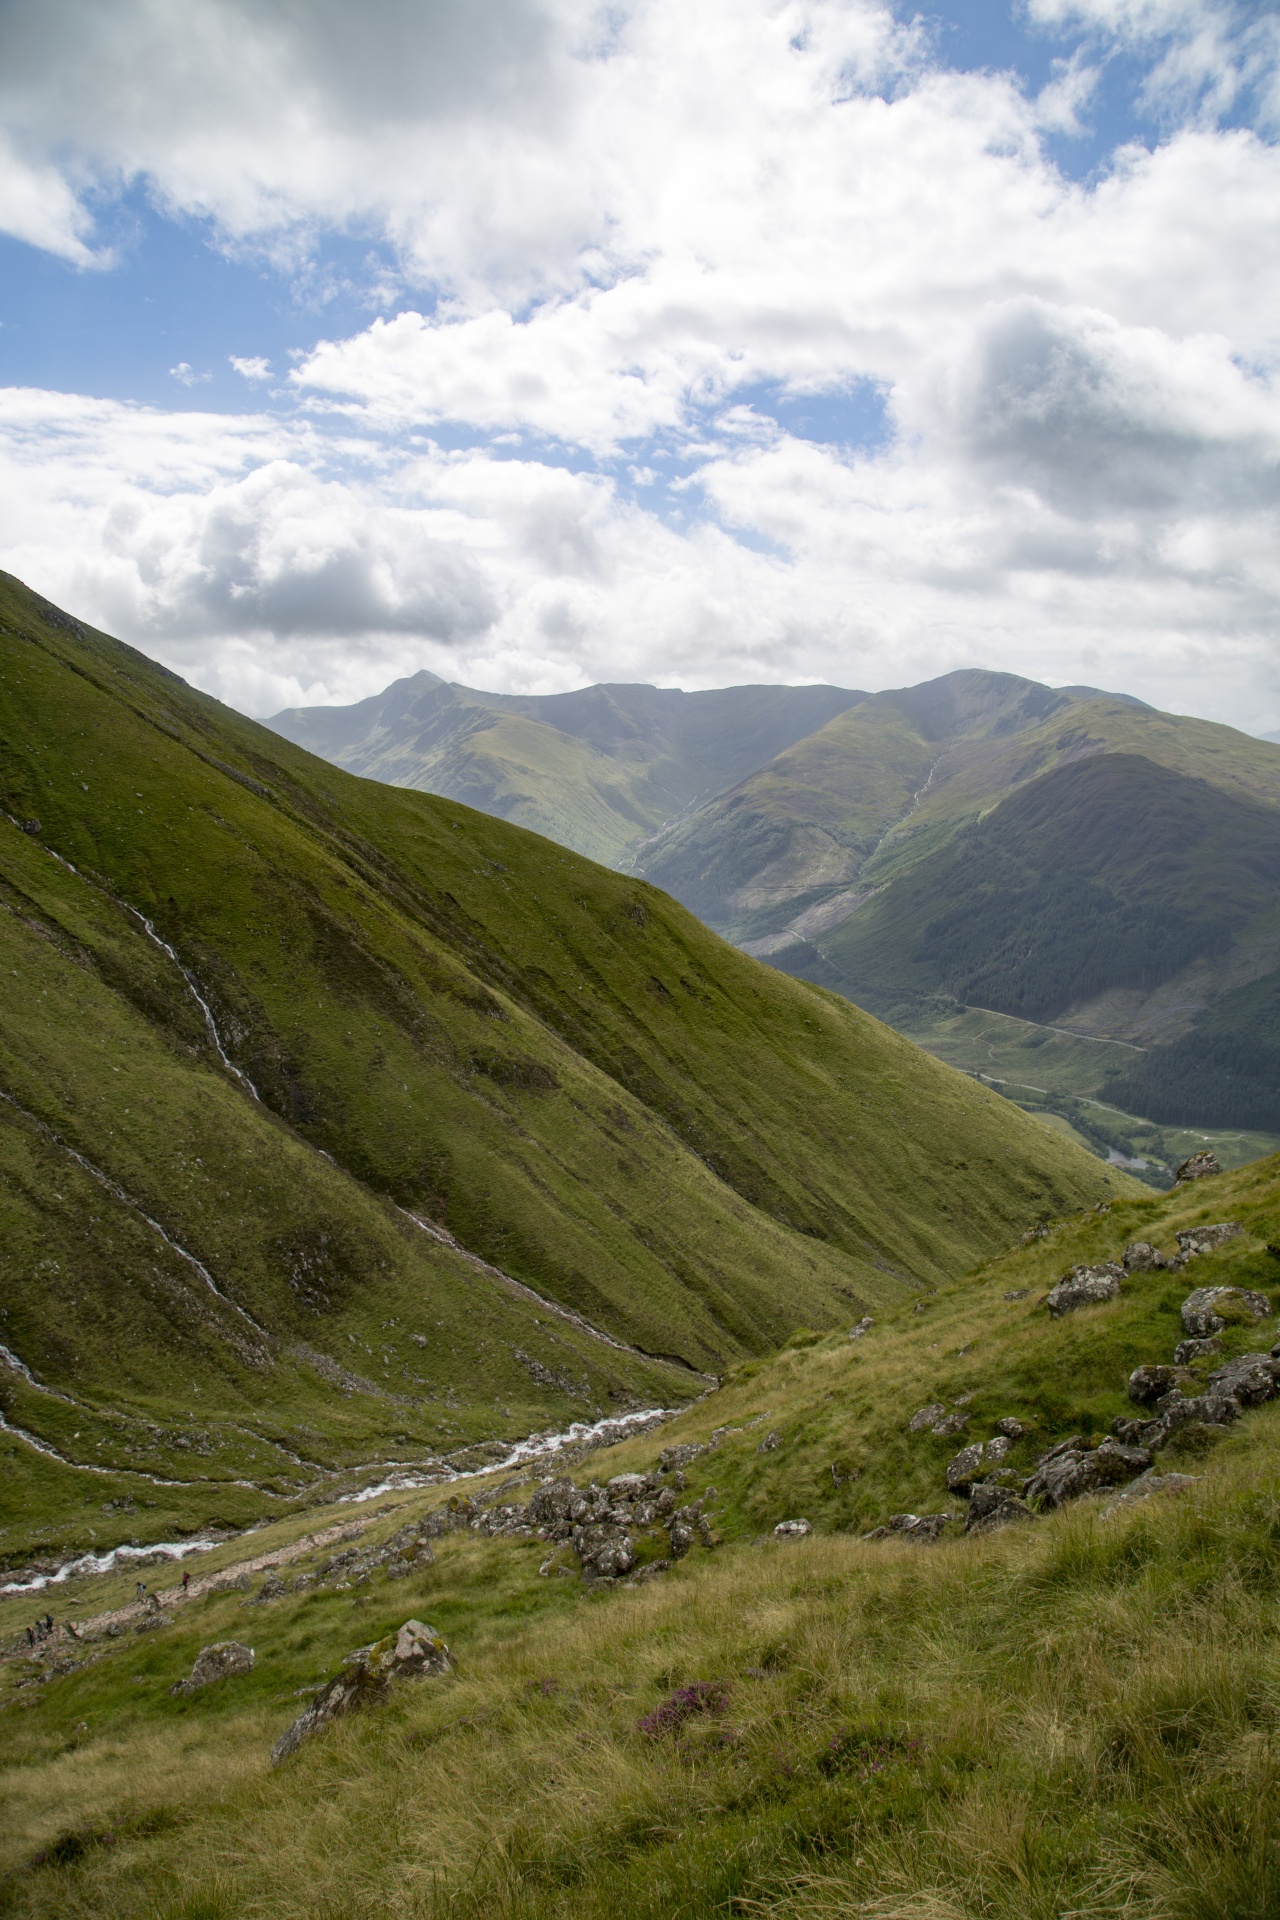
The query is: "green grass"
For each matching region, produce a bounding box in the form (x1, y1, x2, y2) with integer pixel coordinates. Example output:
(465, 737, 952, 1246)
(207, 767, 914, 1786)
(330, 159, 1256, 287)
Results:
(0, 574, 1116, 1564)
(2, 1152, 1279, 1915)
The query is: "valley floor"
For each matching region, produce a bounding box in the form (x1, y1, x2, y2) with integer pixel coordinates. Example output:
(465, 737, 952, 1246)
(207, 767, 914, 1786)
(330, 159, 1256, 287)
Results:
(3, 1155, 1280, 1916)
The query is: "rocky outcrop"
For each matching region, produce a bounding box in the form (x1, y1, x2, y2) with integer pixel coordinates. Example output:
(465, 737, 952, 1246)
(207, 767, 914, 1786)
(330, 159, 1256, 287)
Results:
(862, 1512, 954, 1543)
(994, 1417, 1028, 1440)
(1047, 1265, 1123, 1316)
(1176, 1151, 1222, 1182)
(908, 1403, 946, 1433)
(1208, 1352, 1280, 1405)
(1127, 1364, 1178, 1405)
(931, 1412, 970, 1438)
(848, 1317, 874, 1340)
(170, 1641, 254, 1695)
(1177, 1223, 1244, 1258)
(773, 1519, 811, 1538)
(271, 1620, 449, 1763)
(965, 1484, 1034, 1534)
(1181, 1284, 1270, 1338)
(1122, 1242, 1165, 1272)
(1023, 1435, 1150, 1509)
(1174, 1336, 1223, 1365)
(945, 1443, 986, 1494)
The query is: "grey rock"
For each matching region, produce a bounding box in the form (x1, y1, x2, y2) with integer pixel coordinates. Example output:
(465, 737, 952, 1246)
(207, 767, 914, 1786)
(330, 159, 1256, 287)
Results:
(1176, 1150, 1222, 1182)
(1208, 1352, 1280, 1406)
(965, 1484, 1035, 1534)
(1174, 1337, 1223, 1365)
(170, 1640, 254, 1695)
(995, 1417, 1028, 1440)
(1023, 1450, 1105, 1508)
(1181, 1284, 1270, 1338)
(1108, 1470, 1200, 1507)
(773, 1519, 812, 1538)
(606, 1473, 652, 1500)
(1177, 1222, 1244, 1257)
(984, 1434, 1012, 1464)
(756, 1430, 783, 1452)
(908, 1402, 946, 1433)
(668, 1519, 695, 1558)
(1154, 1389, 1239, 1429)
(527, 1477, 577, 1525)
(1127, 1364, 1178, 1405)
(1122, 1241, 1165, 1272)
(946, 1442, 987, 1494)
(862, 1512, 954, 1543)
(931, 1412, 970, 1438)
(572, 1522, 635, 1579)
(659, 1442, 711, 1470)
(271, 1620, 448, 1763)
(1047, 1264, 1123, 1316)
(1004, 1289, 1032, 1301)
(1022, 1225, 1049, 1245)
(848, 1317, 874, 1340)
(1035, 1434, 1086, 1464)
(1094, 1437, 1153, 1475)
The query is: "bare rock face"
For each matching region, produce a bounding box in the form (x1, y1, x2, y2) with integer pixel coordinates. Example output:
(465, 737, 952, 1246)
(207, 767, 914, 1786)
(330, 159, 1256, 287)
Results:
(908, 1403, 946, 1433)
(170, 1641, 254, 1695)
(862, 1512, 954, 1543)
(1177, 1223, 1244, 1258)
(1176, 1150, 1222, 1182)
(271, 1620, 449, 1763)
(1181, 1284, 1270, 1338)
(1047, 1265, 1123, 1317)
(1122, 1242, 1165, 1272)
(965, 1484, 1035, 1534)
(946, 1443, 987, 1494)
(1128, 1364, 1178, 1405)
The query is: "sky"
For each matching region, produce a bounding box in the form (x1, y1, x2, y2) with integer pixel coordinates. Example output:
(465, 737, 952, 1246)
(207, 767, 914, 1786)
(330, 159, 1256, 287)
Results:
(1, 1, 1278, 730)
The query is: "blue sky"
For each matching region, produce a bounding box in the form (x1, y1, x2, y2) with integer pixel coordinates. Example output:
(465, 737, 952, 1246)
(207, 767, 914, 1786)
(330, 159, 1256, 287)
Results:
(0, 0, 1277, 728)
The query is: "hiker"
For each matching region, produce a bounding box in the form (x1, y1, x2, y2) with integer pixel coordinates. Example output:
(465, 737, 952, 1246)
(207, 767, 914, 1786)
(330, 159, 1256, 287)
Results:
(25, 1625, 34, 1648)
(43, 1612, 53, 1635)
(135, 1580, 146, 1604)
(182, 1569, 190, 1593)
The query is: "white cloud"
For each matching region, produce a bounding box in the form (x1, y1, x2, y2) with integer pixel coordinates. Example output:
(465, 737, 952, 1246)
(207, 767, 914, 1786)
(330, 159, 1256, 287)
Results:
(1, 1, 1279, 734)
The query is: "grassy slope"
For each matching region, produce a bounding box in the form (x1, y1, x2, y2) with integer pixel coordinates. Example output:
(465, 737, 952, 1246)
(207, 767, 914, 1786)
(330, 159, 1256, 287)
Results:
(4, 1154, 1280, 1915)
(0, 573, 1114, 1561)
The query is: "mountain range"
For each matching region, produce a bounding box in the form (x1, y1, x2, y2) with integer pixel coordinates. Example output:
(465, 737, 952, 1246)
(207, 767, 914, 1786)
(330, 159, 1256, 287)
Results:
(0, 573, 1112, 1569)
(271, 666, 1280, 1155)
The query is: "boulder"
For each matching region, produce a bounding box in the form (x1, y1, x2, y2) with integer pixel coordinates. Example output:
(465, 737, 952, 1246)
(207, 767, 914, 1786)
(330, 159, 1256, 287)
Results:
(659, 1442, 710, 1470)
(1022, 1437, 1146, 1510)
(946, 1442, 986, 1494)
(848, 1317, 874, 1340)
(862, 1513, 954, 1543)
(572, 1521, 635, 1579)
(1022, 1225, 1049, 1245)
(984, 1434, 1012, 1464)
(965, 1484, 1035, 1534)
(773, 1519, 812, 1538)
(271, 1620, 449, 1763)
(995, 1417, 1028, 1440)
(1047, 1265, 1123, 1316)
(756, 1430, 783, 1452)
(1176, 1150, 1222, 1182)
(1154, 1389, 1239, 1430)
(606, 1473, 652, 1501)
(1181, 1285, 1270, 1338)
(1108, 1471, 1200, 1508)
(1122, 1241, 1165, 1272)
(931, 1412, 970, 1438)
(527, 1477, 577, 1526)
(170, 1641, 254, 1695)
(1177, 1223, 1244, 1257)
(1127, 1364, 1178, 1405)
(908, 1403, 946, 1433)
(1174, 1337, 1223, 1365)
(1094, 1437, 1153, 1476)
(1207, 1352, 1280, 1406)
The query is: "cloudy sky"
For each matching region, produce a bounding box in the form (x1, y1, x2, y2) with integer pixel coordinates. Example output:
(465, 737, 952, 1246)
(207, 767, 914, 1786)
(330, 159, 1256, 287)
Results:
(1, 0, 1278, 729)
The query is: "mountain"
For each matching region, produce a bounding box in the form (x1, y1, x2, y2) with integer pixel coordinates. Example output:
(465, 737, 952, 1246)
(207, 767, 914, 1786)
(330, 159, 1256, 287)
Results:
(5, 1141, 1280, 1911)
(267, 673, 867, 867)
(0, 575, 1115, 1568)
(635, 669, 1280, 1154)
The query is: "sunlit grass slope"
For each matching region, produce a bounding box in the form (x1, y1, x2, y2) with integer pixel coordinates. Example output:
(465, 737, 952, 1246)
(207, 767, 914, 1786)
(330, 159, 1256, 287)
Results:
(3, 1154, 1279, 1916)
(0, 573, 1116, 1562)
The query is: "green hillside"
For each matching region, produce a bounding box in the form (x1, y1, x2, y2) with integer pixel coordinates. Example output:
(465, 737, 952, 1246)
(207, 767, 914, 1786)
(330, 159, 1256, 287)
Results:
(4, 1149, 1280, 1915)
(635, 671, 1280, 1156)
(0, 574, 1115, 1568)
(268, 673, 865, 868)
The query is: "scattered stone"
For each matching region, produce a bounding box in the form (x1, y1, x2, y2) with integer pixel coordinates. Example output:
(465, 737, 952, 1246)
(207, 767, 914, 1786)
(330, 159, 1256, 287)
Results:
(574, 1522, 635, 1578)
(1174, 1337, 1223, 1365)
(931, 1412, 970, 1438)
(1181, 1284, 1270, 1338)
(848, 1317, 874, 1340)
(1122, 1241, 1165, 1272)
(170, 1641, 254, 1696)
(271, 1620, 449, 1763)
(995, 1417, 1028, 1440)
(1094, 1436, 1153, 1475)
(756, 1430, 783, 1453)
(773, 1519, 812, 1538)
(946, 1442, 987, 1494)
(965, 1484, 1035, 1534)
(1176, 1150, 1222, 1183)
(1108, 1470, 1200, 1508)
(908, 1403, 946, 1433)
(1004, 1289, 1031, 1301)
(1111, 1414, 1168, 1451)
(862, 1512, 954, 1543)
(984, 1434, 1012, 1464)
(1022, 1225, 1050, 1244)
(659, 1442, 711, 1471)
(1128, 1364, 1178, 1405)
(1047, 1265, 1123, 1316)
(1177, 1223, 1244, 1257)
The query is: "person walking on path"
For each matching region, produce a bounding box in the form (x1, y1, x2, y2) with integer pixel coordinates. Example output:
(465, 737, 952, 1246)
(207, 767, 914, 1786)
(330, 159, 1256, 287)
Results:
(182, 1569, 190, 1594)
(135, 1580, 146, 1605)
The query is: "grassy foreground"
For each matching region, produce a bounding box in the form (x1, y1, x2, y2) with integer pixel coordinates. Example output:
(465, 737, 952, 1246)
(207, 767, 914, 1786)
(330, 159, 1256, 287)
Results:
(4, 1154, 1279, 1916)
